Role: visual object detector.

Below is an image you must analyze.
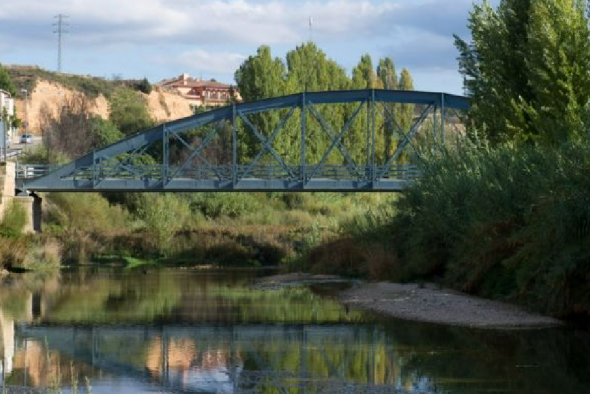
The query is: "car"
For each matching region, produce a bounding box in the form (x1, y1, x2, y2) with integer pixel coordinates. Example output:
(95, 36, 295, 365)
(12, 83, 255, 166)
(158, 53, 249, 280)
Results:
(20, 134, 33, 144)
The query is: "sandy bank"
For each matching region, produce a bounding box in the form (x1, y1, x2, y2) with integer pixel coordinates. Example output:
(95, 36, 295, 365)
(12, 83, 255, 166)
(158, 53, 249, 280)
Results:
(339, 282, 561, 329)
(256, 274, 561, 328)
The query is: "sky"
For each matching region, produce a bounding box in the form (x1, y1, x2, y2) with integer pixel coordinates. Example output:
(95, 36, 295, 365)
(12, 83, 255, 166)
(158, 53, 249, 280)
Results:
(0, 0, 499, 95)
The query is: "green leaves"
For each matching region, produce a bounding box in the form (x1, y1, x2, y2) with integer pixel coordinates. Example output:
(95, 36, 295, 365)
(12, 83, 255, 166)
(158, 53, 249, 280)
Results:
(456, 0, 590, 145)
(109, 88, 155, 136)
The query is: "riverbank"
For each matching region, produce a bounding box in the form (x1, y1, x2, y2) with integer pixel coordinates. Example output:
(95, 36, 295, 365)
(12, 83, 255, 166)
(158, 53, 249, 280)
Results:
(256, 274, 561, 329)
(339, 282, 561, 329)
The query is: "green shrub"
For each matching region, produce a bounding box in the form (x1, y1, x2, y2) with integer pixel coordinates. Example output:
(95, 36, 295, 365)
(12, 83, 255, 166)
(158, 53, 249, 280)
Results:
(0, 201, 28, 238)
(387, 139, 590, 317)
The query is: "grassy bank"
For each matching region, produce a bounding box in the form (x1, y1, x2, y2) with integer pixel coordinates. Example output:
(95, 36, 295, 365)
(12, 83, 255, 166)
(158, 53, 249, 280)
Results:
(305, 140, 590, 320)
(36, 190, 393, 268)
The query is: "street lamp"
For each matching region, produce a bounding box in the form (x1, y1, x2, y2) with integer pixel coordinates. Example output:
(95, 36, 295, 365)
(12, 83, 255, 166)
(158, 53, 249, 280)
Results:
(21, 89, 28, 149)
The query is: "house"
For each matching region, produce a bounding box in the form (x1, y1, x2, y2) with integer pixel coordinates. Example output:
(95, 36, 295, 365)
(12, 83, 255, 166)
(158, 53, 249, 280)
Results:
(0, 90, 15, 147)
(0, 90, 14, 119)
(157, 73, 242, 107)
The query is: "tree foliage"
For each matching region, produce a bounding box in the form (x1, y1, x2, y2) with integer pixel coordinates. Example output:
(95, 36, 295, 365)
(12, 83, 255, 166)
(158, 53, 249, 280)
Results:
(109, 88, 155, 135)
(0, 62, 16, 96)
(455, 0, 590, 144)
(234, 44, 415, 166)
(40, 93, 124, 159)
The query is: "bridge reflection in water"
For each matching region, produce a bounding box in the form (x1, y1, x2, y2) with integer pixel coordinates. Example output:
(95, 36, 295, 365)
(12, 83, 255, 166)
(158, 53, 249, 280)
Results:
(15, 324, 425, 393)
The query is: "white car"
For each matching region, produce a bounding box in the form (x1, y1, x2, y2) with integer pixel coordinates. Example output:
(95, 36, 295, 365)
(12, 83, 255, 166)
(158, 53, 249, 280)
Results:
(20, 134, 33, 144)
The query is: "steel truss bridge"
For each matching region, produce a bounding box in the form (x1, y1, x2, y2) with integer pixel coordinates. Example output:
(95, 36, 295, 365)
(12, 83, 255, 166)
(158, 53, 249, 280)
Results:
(17, 89, 469, 193)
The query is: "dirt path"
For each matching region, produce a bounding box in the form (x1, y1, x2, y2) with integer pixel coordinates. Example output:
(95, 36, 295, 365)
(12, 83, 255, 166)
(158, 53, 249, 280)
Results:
(339, 282, 561, 329)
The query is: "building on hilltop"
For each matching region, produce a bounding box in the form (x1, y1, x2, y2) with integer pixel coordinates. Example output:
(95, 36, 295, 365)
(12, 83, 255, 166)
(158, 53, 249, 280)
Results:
(156, 73, 242, 108)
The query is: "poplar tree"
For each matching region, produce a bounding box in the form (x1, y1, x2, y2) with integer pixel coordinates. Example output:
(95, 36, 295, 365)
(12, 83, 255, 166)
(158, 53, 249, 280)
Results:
(377, 58, 398, 161)
(377, 58, 397, 90)
(234, 46, 287, 161)
(455, 0, 590, 145)
(397, 69, 415, 133)
(284, 43, 350, 164)
(348, 55, 377, 163)
(522, 0, 590, 144)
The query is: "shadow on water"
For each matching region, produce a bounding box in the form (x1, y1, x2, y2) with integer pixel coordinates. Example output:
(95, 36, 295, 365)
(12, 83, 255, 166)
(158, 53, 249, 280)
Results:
(1, 267, 589, 393)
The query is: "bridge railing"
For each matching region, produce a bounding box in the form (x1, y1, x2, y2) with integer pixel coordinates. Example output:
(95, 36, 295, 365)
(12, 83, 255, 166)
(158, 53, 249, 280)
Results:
(16, 164, 59, 179)
(17, 163, 421, 182)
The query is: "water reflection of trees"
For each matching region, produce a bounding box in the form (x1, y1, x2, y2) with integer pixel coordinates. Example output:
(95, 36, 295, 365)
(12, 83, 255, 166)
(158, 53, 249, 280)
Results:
(1, 270, 590, 393)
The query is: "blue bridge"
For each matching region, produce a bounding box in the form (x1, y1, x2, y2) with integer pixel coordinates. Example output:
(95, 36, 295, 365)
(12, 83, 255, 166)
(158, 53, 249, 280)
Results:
(17, 89, 469, 193)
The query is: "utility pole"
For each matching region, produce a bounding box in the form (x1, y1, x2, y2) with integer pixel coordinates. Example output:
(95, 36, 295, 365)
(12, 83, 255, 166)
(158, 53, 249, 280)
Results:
(53, 14, 69, 73)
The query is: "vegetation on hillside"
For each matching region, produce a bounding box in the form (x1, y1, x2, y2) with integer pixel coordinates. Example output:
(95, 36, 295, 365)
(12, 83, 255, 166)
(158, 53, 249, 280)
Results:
(6, 65, 151, 99)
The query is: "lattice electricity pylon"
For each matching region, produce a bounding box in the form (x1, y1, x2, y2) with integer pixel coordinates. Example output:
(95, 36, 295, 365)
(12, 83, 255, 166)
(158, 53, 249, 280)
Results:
(20, 89, 469, 193)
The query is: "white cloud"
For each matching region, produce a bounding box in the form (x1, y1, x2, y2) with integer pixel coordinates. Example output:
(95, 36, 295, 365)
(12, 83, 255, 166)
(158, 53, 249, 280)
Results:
(0, 0, 486, 92)
(0, 1, 401, 46)
(160, 49, 246, 74)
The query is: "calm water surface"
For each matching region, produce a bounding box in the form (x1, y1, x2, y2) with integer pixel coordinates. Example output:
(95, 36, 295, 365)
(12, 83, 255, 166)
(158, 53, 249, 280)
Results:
(0, 267, 589, 393)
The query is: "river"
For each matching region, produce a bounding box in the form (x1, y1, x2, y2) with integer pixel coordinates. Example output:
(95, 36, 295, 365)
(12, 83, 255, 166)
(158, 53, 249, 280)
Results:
(1, 267, 589, 393)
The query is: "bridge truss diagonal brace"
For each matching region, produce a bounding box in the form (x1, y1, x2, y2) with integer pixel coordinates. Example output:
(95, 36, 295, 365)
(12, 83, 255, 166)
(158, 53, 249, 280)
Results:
(307, 102, 360, 174)
(238, 110, 295, 180)
(378, 103, 434, 180)
(97, 139, 158, 186)
(238, 105, 297, 181)
(306, 99, 366, 180)
(380, 102, 424, 159)
(168, 120, 227, 182)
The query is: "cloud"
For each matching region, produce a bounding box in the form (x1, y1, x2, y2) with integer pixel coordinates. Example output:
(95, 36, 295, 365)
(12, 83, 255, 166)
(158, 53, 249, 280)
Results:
(0, 0, 488, 92)
(0, 1, 465, 47)
(381, 29, 459, 70)
(157, 49, 246, 74)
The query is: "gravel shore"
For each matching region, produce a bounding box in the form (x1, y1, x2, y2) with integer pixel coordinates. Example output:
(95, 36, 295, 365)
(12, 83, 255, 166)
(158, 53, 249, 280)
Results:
(256, 273, 561, 328)
(339, 282, 562, 329)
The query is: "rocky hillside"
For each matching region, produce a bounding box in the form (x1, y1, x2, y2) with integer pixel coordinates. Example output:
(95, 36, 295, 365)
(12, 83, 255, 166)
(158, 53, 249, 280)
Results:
(7, 66, 194, 134)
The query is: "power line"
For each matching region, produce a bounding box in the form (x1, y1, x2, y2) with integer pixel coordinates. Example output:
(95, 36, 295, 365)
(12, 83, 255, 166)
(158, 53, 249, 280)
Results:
(53, 14, 70, 73)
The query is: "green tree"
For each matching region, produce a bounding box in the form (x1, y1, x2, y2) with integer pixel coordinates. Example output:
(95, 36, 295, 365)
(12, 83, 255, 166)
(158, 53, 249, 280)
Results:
(0, 63, 16, 96)
(455, 0, 590, 144)
(397, 69, 415, 132)
(378, 58, 398, 160)
(455, 0, 532, 142)
(91, 116, 124, 147)
(234, 46, 287, 161)
(235, 46, 286, 101)
(377, 58, 397, 90)
(520, 0, 590, 144)
(285, 42, 350, 93)
(352, 54, 377, 89)
(284, 43, 350, 164)
(137, 77, 152, 95)
(109, 88, 155, 135)
(345, 55, 377, 164)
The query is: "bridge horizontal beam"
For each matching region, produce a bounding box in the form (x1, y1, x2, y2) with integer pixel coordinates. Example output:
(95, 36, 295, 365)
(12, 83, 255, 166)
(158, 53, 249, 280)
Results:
(18, 178, 410, 192)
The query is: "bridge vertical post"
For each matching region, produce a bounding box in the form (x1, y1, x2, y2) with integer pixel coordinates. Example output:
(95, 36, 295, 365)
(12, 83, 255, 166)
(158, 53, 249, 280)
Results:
(162, 125, 169, 187)
(371, 89, 376, 183)
(300, 92, 306, 185)
(232, 103, 237, 186)
(92, 149, 97, 187)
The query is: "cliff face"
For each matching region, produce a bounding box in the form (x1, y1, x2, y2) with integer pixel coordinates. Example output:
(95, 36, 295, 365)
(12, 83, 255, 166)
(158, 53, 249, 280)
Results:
(14, 80, 194, 134)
